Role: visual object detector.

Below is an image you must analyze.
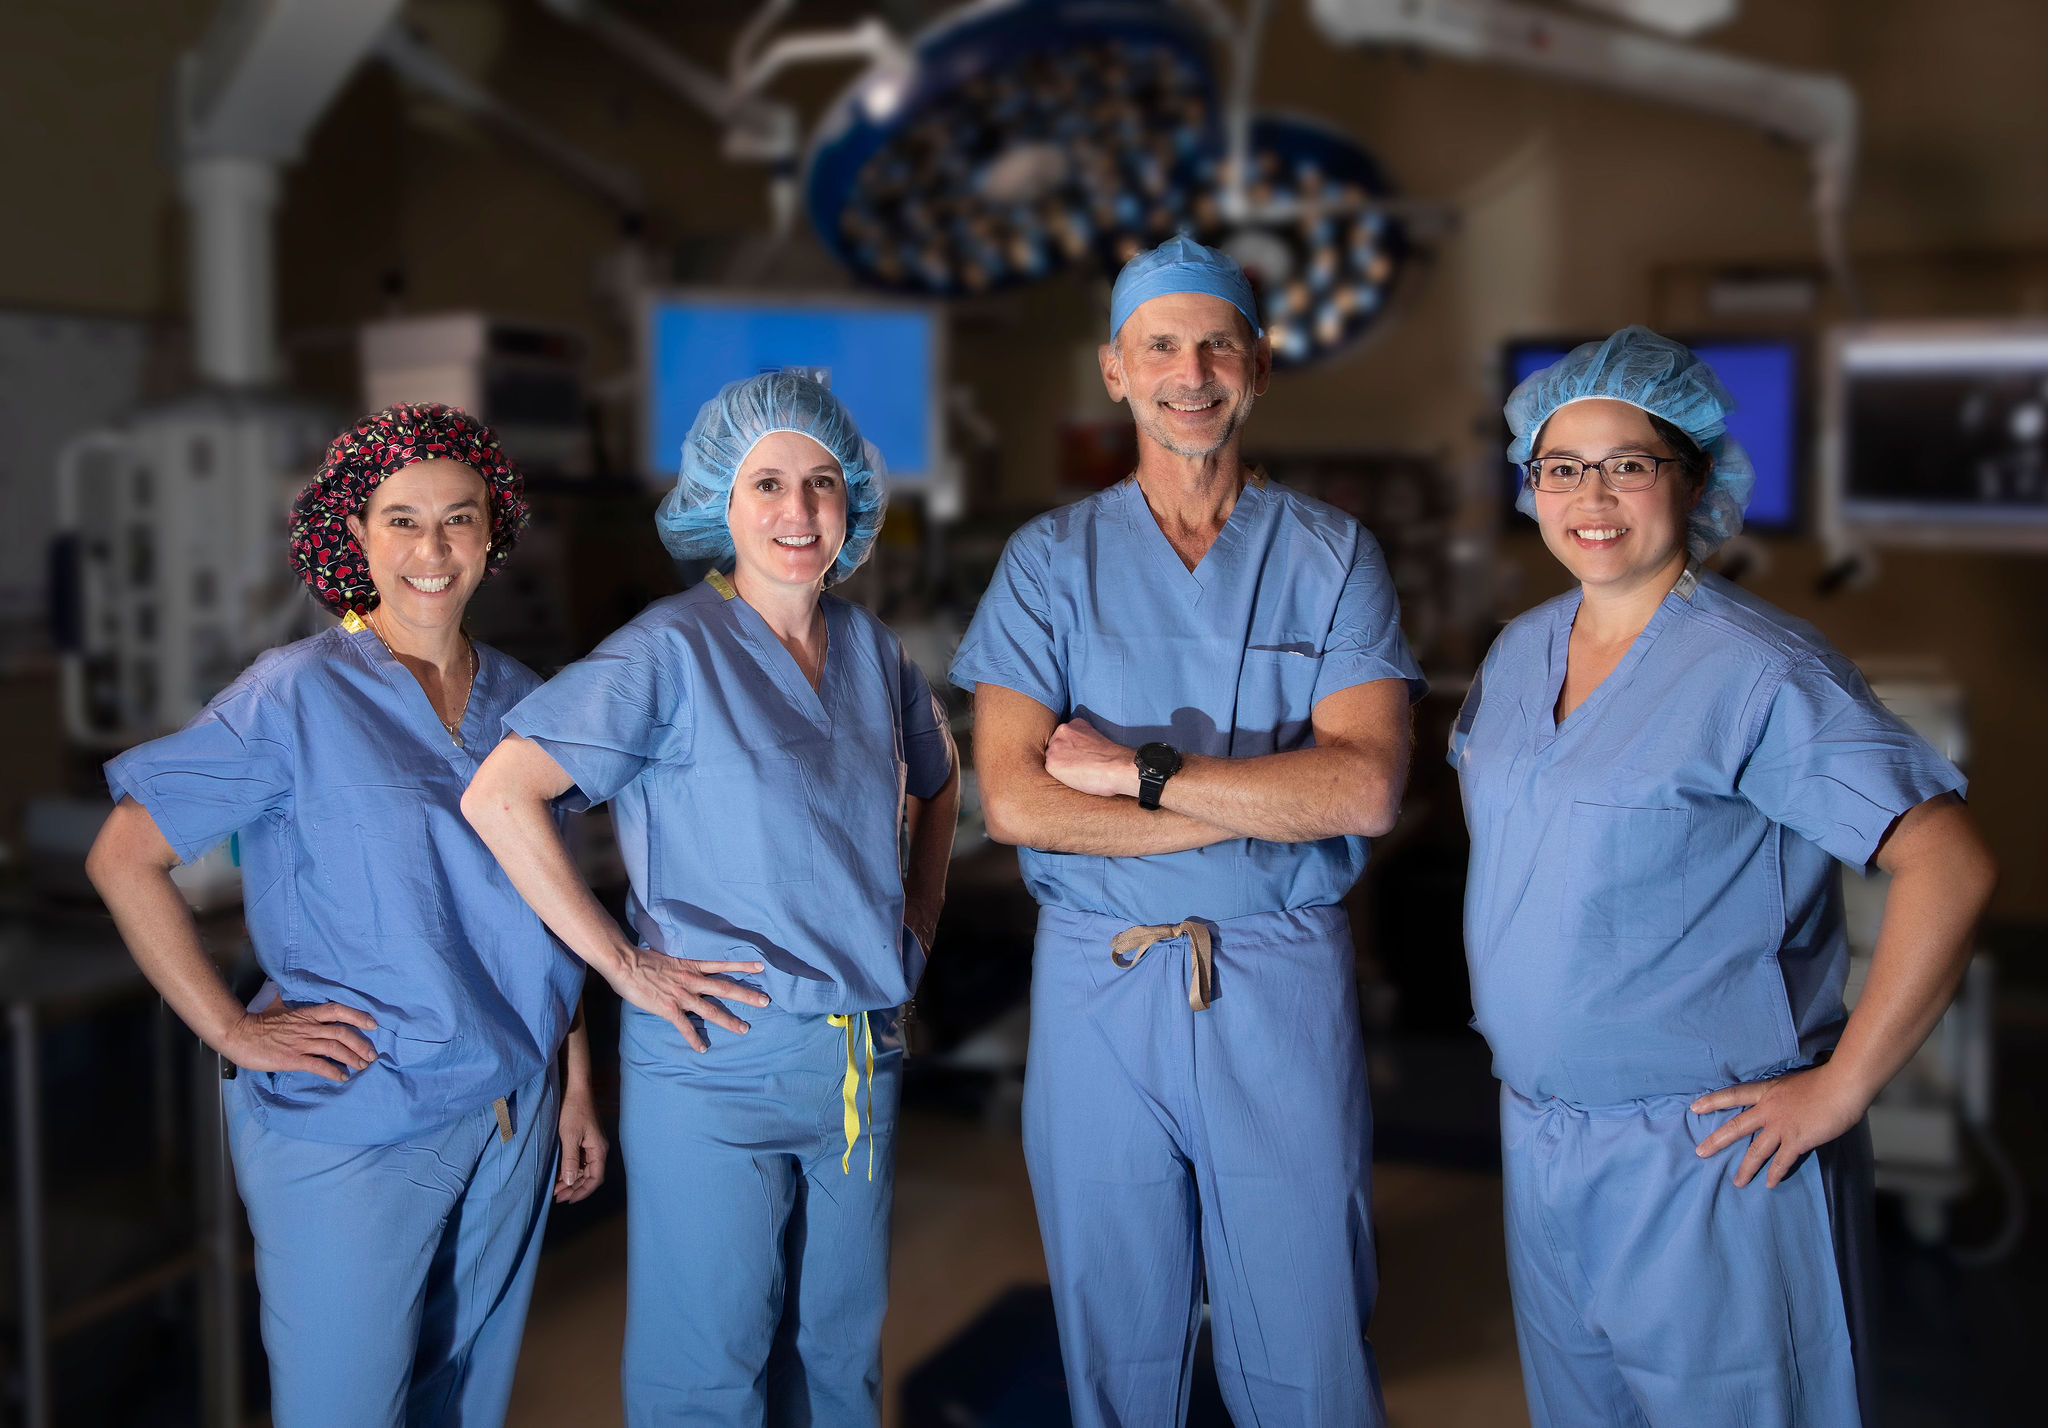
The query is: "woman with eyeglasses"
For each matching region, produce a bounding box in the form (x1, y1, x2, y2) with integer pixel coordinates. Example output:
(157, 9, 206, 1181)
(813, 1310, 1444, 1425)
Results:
(1448, 327, 1995, 1426)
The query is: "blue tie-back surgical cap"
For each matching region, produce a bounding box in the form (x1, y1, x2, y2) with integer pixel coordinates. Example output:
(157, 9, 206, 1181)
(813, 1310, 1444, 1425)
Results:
(1110, 236, 1263, 342)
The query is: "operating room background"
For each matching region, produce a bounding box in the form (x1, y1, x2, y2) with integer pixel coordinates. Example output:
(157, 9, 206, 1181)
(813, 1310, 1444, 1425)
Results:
(3, 2, 2046, 1425)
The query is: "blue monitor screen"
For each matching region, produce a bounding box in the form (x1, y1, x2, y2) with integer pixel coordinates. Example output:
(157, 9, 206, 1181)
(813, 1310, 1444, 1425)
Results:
(1505, 338, 1800, 530)
(645, 297, 937, 481)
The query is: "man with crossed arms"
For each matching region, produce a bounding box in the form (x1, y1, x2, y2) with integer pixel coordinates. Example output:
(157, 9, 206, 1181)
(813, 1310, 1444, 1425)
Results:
(951, 237, 1424, 1428)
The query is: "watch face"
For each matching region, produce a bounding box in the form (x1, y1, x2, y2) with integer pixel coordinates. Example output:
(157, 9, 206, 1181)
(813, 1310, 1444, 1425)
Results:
(1136, 742, 1181, 776)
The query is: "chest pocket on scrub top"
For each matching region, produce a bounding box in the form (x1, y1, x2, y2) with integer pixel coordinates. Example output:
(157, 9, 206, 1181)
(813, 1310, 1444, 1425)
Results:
(1240, 635, 1323, 751)
(1562, 801, 1689, 940)
(695, 751, 819, 885)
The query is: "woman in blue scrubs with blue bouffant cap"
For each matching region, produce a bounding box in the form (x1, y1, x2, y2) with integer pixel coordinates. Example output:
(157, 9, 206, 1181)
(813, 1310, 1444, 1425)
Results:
(1452, 328, 1997, 1426)
(85, 403, 605, 1427)
(464, 371, 960, 1426)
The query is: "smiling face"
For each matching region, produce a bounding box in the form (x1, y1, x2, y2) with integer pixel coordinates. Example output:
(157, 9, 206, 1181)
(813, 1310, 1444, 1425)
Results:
(725, 429, 849, 594)
(344, 458, 491, 636)
(1531, 398, 1702, 593)
(1101, 291, 1271, 460)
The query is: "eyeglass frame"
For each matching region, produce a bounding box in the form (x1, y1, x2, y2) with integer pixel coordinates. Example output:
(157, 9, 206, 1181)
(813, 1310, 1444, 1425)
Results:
(1520, 452, 1685, 494)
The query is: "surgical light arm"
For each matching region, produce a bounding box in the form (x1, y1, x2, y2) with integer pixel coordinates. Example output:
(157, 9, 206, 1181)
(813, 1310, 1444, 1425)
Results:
(1308, 0, 1860, 299)
(373, 23, 646, 217)
(536, 0, 910, 232)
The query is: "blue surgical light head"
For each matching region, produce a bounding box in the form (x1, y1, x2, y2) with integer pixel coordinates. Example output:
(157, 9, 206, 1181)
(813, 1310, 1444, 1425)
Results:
(1109, 235, 1263, 343)
(655, 371, 889, 587)
(1505, 325, 1756, 559)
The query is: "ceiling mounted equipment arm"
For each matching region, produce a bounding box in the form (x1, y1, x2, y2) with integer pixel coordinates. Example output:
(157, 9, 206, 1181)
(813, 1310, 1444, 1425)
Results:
(535, 0, 798, 163)
(373, 23, 647, 217)
(174, 0, 409, 386)
(1309, 0, 1860, 303)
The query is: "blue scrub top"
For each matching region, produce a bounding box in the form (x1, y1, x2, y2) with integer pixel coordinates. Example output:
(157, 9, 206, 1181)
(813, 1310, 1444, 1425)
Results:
(504, 582, 954, 1016)
(1449, 570, 1967, 1107)
(105, 625, 586, 1145)
(949, 478, 1425, 925)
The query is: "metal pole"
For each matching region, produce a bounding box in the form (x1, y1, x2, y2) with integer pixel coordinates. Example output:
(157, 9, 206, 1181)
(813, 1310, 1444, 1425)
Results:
(193, 1045, 240, 1428)
(10, 1001, 50, 1428)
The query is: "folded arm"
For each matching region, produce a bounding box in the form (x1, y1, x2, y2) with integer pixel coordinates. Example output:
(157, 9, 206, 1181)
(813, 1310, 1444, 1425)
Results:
(973, 684, 1236, 856)
(1032, 678, 1414, 843)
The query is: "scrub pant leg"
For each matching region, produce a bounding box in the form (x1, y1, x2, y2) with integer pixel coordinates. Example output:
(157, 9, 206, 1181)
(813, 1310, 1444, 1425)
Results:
(1025, 905, 1387, 1428)
(223, 1064, 560, 1428)
(1500, 1086, 1872, 1428)
(619, 1003, 901, 1428)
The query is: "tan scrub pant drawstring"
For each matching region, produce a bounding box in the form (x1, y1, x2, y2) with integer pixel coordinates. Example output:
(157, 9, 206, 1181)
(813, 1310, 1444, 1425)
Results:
(1108, 920, 1214, 1011)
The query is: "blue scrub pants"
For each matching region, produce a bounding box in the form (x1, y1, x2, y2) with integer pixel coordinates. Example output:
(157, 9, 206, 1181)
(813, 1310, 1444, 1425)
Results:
(619, 1001, 902, 1428)
(1026, 904, 1387, 1428)
(1501, 1085, 1873, 1428)
(224, 1063, 560, 1428)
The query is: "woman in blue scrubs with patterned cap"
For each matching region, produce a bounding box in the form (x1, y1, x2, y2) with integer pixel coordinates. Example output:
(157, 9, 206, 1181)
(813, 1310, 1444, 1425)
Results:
(86, 403, 604, 1427)
(464, 371, 960, 1427)
(1451, 328, 1997, 1427)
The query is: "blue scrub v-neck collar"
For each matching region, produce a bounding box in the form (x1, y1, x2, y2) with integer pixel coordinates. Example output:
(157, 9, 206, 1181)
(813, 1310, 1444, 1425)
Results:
(1122, 475, 1262, 604)
(343, 623, 493, 771)
(1536, 570, 1698, 744)
(704, 570, 836, 733)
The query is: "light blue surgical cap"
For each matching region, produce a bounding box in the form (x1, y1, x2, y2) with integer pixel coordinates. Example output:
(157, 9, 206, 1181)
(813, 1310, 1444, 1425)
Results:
(1505, 326, 1755, 559)
(1110, 235, 1264, 341)
(655, 371, 888, 586)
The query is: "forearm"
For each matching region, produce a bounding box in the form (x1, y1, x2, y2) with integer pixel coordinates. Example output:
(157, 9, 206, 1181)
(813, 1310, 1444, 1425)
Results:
(87, 805, 249, 1050)
(100, 864, 248, 1048)
(561, 998, 593, 1097)
(1828, 849, 1995, 1105)
(986, 769, 1234, 855)
(1159, 744, 1403, 842)
(462, 785, 634, 980)
(902, 769, 961, 945)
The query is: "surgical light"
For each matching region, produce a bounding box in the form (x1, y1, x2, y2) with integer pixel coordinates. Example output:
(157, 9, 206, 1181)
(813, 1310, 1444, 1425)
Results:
(806, 0, 1220, 297)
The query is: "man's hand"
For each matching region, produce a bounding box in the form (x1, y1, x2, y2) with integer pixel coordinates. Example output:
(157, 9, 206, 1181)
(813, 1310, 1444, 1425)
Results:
(1045, 718, 1139, 800)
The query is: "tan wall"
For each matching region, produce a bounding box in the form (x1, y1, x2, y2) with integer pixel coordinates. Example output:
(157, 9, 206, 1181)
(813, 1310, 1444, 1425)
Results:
(0, 0, 2041, 915)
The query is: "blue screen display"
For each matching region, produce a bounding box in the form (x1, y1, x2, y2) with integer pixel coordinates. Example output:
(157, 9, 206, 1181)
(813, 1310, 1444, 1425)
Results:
(1506, 339, 1800, 529)
(646, 299, 937, 480)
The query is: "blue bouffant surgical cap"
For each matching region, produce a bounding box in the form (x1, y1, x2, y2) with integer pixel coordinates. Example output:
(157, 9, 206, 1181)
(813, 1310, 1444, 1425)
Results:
(1505, 326, 1755, 559)
(1110, 235, 1264, 341)
(654, 371, 888, 586)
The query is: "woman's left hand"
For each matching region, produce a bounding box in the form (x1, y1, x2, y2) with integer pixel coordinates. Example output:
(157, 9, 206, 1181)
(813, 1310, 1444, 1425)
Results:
(1690, 1065, 1869, 1188)
(554, 1087, 609, 1204)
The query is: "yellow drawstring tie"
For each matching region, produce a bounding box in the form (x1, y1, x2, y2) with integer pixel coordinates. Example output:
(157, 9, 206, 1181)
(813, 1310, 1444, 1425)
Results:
(826, 1012, 876, 1180)
(1109, 920, 1215, 1011)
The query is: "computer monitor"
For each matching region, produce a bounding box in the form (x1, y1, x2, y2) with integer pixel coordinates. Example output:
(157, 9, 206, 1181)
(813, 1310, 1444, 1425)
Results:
(1822, 321, 2048, 552)
(641, 292, 944, 485)
(1502, 336, 1803, 534)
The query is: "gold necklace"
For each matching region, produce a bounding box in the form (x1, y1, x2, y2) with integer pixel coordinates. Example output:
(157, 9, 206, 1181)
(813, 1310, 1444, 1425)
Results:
(359, 609, 478, 747)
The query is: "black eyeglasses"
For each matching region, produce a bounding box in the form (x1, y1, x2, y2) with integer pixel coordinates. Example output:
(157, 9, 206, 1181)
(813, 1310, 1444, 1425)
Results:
(1522, 454, 1679, 493)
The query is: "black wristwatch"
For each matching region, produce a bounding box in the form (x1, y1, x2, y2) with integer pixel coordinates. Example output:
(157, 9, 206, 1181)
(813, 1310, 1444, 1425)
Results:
(1135, 741, 1183, 811)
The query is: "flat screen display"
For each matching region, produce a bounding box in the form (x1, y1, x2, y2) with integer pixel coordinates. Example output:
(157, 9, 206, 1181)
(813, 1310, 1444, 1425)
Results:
(1504, 337, 1801, 531)
(1839, 335, 2048, 526)
(644, 295, 939, 482)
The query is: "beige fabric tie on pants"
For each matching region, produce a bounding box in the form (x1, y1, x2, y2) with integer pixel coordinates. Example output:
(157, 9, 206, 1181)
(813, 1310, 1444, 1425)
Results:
(1109, 920, 1214, 1011)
